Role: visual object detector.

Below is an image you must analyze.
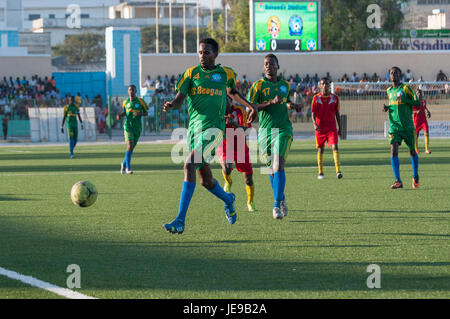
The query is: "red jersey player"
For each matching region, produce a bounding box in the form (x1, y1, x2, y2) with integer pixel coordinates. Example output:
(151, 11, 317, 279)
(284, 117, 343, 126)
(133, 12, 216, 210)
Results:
(217, 97, 256, 212)
(311, 77, 342, 180)
(413, 89, 431, 154)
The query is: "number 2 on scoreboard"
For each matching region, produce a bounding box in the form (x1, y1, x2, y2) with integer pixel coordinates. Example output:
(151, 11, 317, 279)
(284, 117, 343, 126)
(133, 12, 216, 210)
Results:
(295, 39, 300, 51)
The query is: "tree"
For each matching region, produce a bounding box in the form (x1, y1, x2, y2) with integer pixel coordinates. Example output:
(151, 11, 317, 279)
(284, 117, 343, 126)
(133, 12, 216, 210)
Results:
(52, 33, 105, 64)
(141, 25, 209, 53)
(321, 0, 407, 50)
(210, 0, 249, 52)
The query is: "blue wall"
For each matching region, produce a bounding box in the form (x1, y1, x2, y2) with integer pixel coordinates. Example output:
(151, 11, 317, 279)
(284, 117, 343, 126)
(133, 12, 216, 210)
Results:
(53, 72, 106, 105)
(0, 30, 19, 47)
(106, 28, 141, 96)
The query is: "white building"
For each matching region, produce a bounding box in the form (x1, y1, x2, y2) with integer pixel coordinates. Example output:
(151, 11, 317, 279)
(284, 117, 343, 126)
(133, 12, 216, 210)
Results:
(403, 0, 450, 29)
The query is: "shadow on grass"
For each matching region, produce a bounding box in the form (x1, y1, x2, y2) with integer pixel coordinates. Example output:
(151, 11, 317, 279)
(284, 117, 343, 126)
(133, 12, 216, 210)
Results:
(0, 219, 448, 296)
(0, 196, 36, 201)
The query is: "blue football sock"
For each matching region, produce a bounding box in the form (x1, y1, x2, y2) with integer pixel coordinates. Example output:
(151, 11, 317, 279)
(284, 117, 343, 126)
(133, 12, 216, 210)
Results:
(69, 139, 74, 155)
(125, 150, 133, 169)
(410, 154, 419, 179)
(208, 179, 233, 204)
(273, 170, 286, 208)
(269, 174, 285, 200)
(391, 156, 401, 182)
(175, 181, 196, 224)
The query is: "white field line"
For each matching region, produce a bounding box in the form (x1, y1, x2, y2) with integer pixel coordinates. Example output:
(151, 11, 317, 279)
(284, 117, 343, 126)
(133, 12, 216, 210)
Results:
(0, 266, 96, 299)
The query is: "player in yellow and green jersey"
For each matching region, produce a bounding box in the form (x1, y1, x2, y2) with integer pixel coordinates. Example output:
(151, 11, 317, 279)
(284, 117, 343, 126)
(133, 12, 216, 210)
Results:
(61, 96, 83, 159)
(162, 38, 257, 234)
(247, 54, 302, 220)
(116, 84, 149, 174)
(383, 67, 421, 189)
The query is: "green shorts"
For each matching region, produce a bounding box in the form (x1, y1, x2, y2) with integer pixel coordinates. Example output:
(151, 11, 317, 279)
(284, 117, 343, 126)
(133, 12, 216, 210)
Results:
(389, 129, 416, 151)
(188, 128, 224, 169)
(124, 127, 141, 147)
(258, 129, 293, 166)
(67, 124, 78, 141)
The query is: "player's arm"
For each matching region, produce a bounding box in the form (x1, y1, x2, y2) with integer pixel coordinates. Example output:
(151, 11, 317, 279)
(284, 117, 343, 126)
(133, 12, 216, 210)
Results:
(61, 107, 68, 133)
(116, 102, 127, 120)
(311, 96, 319, 132)
(77, 113, 84, 129)
(163, 91, 185, 112)
(252, 95, 283, 110)
(335, 110, 341, 137)
(135, 99, 149, 116)
(424, 104, 431, 118)
(227, 88, 257, 124)
(404, 85, 420, 107)
(311, 112, 319, 132)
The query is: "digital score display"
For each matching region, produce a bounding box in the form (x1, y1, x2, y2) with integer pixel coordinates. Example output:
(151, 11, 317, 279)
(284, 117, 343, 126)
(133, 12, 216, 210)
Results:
(250, 0, 321, 52)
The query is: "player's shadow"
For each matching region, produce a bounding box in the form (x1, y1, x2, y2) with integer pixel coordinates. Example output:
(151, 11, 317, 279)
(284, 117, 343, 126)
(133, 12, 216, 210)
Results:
(1, 218, 449, 297)
(0, 151, 171, 161)
(0, 195, 35, 201)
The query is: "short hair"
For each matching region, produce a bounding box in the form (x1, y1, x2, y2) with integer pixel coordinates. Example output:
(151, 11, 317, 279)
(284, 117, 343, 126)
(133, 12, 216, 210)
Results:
(128, 84, 137, 90)
(265, 53, 279, 66)
(199, 38, 219, 54)
(391, 66, 402, 74)
(320, 77, 330, 83)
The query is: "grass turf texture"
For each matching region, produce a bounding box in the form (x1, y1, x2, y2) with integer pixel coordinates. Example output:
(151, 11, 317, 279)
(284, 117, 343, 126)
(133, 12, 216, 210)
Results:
(0, 139, 449, 299)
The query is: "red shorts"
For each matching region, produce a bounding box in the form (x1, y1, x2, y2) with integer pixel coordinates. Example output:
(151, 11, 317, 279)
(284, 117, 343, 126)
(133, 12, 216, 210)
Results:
(415, 120, 429, 134)
(217, 140, 253, 175)
(315, 130, 338, 148)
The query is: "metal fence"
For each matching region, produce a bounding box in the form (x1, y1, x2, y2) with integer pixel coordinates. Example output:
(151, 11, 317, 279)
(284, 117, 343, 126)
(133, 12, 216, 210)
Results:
(2, 82, 450, 141)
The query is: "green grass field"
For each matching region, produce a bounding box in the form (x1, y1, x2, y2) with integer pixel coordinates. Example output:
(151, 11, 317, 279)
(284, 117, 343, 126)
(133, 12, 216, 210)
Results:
(0, 139, 449, 299)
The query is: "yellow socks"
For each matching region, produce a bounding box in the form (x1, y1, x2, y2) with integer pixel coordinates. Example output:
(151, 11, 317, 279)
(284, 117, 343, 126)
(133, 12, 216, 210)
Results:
(245, 184, 255, 204)
(222, 170, 232, 192)
(317, 152, 324, 175)
(425, 132, 430, 152)
(333, 150, 341, 173)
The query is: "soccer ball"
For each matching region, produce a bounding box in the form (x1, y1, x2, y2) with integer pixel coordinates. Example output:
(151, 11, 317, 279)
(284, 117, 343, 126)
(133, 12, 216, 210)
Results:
(70, 181, 98, 207)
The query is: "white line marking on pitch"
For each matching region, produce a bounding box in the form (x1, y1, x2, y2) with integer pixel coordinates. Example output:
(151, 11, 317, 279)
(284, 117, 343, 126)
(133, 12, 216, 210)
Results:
(0, 266, 96, 299)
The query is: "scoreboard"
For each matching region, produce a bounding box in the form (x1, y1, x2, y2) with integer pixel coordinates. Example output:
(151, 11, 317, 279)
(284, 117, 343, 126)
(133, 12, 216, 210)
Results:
(250, 0, 321, 52)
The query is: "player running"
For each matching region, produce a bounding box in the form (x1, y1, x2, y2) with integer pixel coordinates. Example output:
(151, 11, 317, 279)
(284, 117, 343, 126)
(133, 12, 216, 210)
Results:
(116, 84, 149, 174)
(61, 96, 83, 159)
(247, 54, 302, 220)
(311, 77, 343, 180)
(383, 66, 420, 189)
(217, 97, 256, 212)
(162, 38, 257, 234)
(414, 89, 432, 154)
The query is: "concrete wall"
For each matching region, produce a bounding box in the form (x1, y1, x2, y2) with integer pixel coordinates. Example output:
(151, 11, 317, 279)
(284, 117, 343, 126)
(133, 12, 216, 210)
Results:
(140, 51, 450, 84)
(0, 55, 51, 77)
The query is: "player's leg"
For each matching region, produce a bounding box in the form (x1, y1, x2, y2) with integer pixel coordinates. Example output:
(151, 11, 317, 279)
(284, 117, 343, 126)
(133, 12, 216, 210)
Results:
(68, 126, 76, 158)
(315, 131, 325, 179)
(242, 172, 256, 212)
(406, 132, 419, 188)
(423, 122, 431, 154)
(198, 163, 236, 224)
(163, 150, 198, 234)
(331, 141, 342, 179)
(414, 126, 420, 154)
(390, 136, 402, 189)
(222, 162, 233, 193)
(125, 139, 135, 174)
(272, 133, 292, 219)
(217, 143, 233, 192)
